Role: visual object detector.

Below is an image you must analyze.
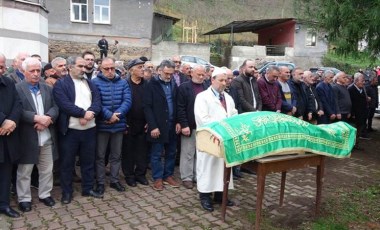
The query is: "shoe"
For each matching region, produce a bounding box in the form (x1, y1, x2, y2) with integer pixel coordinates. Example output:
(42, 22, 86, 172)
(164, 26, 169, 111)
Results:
(61, 193, 72, 204)
(18, 202, 32, 212)
(110, 182, 125, 192)
(214, 198, 235, 206)
(353, 145, 364, 151)
(182, 181, 194, 189)
(136, 177, 149, 186)
(125, 178, 137, 187)
(153, 179, 164, 191)
(200, 198, 214, 212)
(39, 197, 55, 207)
(163, 176, 179, 188)
(0, 207, 20, 218)
(82, 190, 103, 199)
(359, 136, 372, 140)
(96, 184, 105, 195)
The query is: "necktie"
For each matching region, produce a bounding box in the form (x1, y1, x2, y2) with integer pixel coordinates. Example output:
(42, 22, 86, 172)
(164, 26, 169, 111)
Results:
(219, 93, 227, 111)
(29, 85, 39, 95)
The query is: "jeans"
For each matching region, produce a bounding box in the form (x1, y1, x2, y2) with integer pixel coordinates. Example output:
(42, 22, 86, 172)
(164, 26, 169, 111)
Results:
(150, 127, 177, 181)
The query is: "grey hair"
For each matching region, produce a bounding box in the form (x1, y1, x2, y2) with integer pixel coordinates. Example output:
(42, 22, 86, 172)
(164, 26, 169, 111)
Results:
(66, 56, 83, 68)
(322, 70, 335, 79)
(192, 64, 205, 72)
(353, 72, 363, 83)
(21, 57, 41, 71)
(159, 59, 175, 69)
(51, 57, 66, 68)
(266, 65, 280, 74)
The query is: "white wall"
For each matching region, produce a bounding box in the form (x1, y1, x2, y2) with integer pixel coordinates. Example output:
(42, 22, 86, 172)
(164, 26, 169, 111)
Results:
(0, 4, 48, 63)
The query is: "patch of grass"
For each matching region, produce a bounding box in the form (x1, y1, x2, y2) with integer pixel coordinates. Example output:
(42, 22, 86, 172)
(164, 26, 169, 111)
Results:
(301, 185, 380, 229)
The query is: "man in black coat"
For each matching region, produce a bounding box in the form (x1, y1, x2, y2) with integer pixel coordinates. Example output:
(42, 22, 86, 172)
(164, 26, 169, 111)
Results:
(348, 72, 370, 149)
(144, 60, 181, 191)
(177, 65, 208, 189)
(0, 53, 22, 218)
(97, 35, 109, 59)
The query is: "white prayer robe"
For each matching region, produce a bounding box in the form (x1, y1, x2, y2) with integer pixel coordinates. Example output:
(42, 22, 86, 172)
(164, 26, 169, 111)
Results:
(194, 87, 238, 193)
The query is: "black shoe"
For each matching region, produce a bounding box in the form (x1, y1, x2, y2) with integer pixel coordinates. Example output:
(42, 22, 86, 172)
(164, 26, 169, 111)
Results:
(136, 177, 149, 186)
(96, 184, 105, 195)
(110, 182, 125, 192)
(82, 190, 103, 198)
(0, 207, 20, 218)
(18, 202, 32, 212)
(125, 178, 137, 187)
(61, 193, 72, 204)
(200, 198, 214, 212)
(39, 197, 55, 207)
(214, 198, 235, 206)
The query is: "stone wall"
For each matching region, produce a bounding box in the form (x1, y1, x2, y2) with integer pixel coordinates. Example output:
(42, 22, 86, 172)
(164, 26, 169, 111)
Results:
(49, 40, 151, 62)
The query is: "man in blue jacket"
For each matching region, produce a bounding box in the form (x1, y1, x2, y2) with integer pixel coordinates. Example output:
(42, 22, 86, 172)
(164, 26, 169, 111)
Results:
(92, 57, 132, 194)
(53, 56, 102, 204)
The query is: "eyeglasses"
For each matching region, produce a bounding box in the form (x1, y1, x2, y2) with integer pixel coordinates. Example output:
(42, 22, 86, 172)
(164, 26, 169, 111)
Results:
(103, 67, 115, 71)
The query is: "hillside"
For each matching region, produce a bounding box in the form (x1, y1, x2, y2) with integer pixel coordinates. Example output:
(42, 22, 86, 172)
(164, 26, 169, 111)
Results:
(154, 0, 295, 43)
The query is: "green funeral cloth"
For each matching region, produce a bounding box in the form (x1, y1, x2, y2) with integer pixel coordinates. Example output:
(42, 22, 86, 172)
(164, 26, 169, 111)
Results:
(196, 111, 356, 167)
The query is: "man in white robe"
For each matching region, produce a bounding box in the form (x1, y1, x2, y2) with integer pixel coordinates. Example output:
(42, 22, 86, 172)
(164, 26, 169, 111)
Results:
(194, 68, 238, 212)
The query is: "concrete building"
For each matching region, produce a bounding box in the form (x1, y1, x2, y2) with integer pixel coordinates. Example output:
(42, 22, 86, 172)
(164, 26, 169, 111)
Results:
(204, 18, 328, 69)
(0, 0, 49, 63)
(46, 0, 154, 61)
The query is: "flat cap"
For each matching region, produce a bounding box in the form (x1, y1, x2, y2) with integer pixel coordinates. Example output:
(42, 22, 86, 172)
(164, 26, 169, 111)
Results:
(127, 58, 145, 70)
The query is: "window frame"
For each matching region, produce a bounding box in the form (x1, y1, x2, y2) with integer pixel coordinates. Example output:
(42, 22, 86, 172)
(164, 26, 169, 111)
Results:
(70, 0, 88, 23)
(93, 0, 111, 24)
(305, 29, 317, 47)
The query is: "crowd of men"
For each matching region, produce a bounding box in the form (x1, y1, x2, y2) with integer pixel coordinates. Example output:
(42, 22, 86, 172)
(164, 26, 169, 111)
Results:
(0, 51, 378, 218)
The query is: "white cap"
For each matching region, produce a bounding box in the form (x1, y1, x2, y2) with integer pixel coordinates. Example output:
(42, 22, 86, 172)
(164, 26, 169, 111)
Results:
(212, 67, 227, 78)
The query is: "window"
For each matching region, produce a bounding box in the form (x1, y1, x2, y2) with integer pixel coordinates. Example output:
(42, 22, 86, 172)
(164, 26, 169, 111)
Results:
(306, 29, 317, 47)
(71, 0, 88, 22)
(94, 0, 110, 24)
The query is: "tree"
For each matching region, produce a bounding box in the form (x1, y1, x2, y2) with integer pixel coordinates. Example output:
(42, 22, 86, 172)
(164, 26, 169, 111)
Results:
(295, 0, 380, 58)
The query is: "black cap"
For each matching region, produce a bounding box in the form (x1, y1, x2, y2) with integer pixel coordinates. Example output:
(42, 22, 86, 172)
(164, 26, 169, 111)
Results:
(43, 63, 53, 72)
(127, 58, 145, 70)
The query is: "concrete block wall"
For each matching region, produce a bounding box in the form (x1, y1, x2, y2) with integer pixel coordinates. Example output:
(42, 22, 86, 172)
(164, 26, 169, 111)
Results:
(152, 41, 210, 65)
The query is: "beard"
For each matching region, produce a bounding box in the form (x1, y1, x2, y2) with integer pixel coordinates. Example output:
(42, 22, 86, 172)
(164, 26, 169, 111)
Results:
(244, 70, 253, 77)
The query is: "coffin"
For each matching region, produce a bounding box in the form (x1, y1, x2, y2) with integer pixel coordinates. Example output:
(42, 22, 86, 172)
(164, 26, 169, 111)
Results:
(196, 111, 356, 167)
